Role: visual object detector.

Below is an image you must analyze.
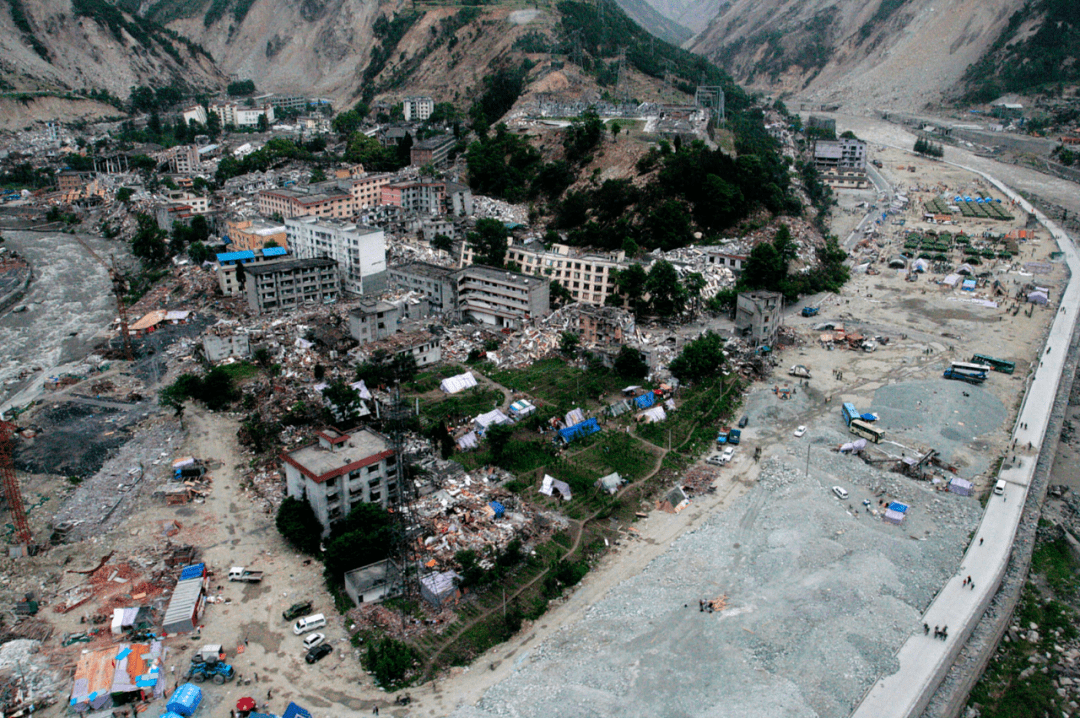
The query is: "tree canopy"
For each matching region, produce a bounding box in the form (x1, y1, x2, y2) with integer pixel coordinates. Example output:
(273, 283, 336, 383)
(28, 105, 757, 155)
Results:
(669, 331, 726, 384)
(467, 218, 509, 268)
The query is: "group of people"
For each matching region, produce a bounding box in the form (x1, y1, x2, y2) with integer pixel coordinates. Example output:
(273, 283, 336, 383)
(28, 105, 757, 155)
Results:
(924, 623, 949, 640)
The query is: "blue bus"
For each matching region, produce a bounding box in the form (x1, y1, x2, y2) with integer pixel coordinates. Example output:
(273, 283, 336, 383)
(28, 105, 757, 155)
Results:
(842, 403, 860, 426)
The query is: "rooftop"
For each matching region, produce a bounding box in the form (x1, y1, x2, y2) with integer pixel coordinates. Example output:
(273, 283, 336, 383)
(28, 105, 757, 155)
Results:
(282, 427, 392, 483)
(459, 264, 543, 286)
(351, 299, 398, 317)
(390, 261, 455, 280)
(244, 257, 336, 275)
(286, 216, 382, 235)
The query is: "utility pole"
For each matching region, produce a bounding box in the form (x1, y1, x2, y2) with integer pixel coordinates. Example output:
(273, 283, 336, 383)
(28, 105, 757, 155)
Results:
(805, 443, 811, 477)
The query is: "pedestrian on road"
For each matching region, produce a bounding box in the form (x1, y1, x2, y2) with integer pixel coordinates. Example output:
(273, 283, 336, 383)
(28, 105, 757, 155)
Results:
(267, 690, 272, 701)
(970, 582, 975, 590)
(979, 538, 984, 545)
(942, 626, 948, 640)
(254, 673, 258, 683)
(924, 623, 929, 635)
(934, 626, 940, 638)
(373, 707, 379, 716)
(967, 575, 971, 584)
(962, 577, 967, 586)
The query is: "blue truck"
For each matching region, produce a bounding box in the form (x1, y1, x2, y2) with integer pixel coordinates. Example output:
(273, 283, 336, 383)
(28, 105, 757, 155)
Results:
(728, 428, 741, 445)
(801, 307, 820, 317)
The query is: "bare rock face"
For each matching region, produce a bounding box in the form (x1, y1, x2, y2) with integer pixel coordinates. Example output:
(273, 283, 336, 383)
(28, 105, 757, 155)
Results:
(634, 0, 1024, 111)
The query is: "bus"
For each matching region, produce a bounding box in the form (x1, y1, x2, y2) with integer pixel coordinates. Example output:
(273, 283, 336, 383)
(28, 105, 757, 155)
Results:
(951, 361, 991, 375)
(944, 368, 985, 385)
(842, 402, 860, 426)
(971, 354, 1015, 375)
(850, 419, 885, 443)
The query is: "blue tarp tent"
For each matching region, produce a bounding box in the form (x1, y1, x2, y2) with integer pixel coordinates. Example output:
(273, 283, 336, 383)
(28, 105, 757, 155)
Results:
(888, 501, 909, 513)
(166, 684, 202, 717)
(282, 703, 313, 718)
(179, 563, 205, 580)
(489, 501, 505, 518)
(634, 392, 655, 409)
(558, 418, 600, 443)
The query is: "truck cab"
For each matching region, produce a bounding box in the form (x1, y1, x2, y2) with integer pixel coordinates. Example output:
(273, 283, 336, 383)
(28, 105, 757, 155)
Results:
(728, 428, 741, 445)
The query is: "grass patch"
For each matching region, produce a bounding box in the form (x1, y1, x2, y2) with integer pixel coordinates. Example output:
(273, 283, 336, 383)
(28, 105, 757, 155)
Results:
(1031, 534, 1080, 597)
(403, 365, 465, 394)
(488, 359, 632, 413)
(218, 361, 261, 382)
(420, 387, 503, 424)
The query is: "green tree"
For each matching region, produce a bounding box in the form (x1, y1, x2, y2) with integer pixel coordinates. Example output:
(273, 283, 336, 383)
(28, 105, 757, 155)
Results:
(332, 110, 364, 137)
(486, 423, 515, 465)
(344, 132, 399, 171)
(743, 242, 785, 291)
(322, 380, 363, 426)
(669, 331, 727, 384)
(116, 187, 134, 203)
(323, 503, 394, 580)
(188, 242, 212, 264)
(275, 496, 323, 555)
(227, 79, 256, 96)
(607, 263, 648, 316)
(131, 213, 169, 265)
(431, 233, 454, 253)
(645, 259, 688, 318)
(256, 114, 269, 133)
(563, 110, 604, 165)
(206, 109, 222, 139)
(310, 167, 327, 183)
(467, 218, 508, 268)
(365, 638, 419, 688)
(610, 121, 621, 142)
(559, 331, 580, 356)
(613, 346, 648, 379)
(549, 280, 573, 309)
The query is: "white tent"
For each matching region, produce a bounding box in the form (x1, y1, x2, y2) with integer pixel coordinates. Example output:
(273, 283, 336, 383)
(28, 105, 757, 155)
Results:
(350, 380, 372, 400)
(956, 263, 976, 275)
(474, 409, 511, 430)
(1027, 290, 1048, 305)
(440, 372, 478, 394)
(636, 406, 667, 423)
(539, 475, 572, 500)
(456, 432, 479, 450)
(564, 408, 586, 427)
(942, 274, 961, 287)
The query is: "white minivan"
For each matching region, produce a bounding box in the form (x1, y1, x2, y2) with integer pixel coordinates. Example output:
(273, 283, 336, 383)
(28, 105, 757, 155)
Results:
(293, 613, 326, 635)
(994, 480, 1006, 496)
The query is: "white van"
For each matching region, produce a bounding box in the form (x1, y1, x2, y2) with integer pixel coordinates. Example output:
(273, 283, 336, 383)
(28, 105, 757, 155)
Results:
(293, 613, 326, 635)
(994, 480, 1006, 496)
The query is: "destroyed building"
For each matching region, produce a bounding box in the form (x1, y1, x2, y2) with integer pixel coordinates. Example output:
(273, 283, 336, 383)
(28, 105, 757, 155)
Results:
(214, 247, 290, 296)
(735, 291, 783, 347)
(343, 559, 402, 606)
(202, 330, 251, 361)
(350, 329, 441, 368)
(281, 428, 399, 534)
(387, 262, 456, 314)
(348, 296, 430, 343)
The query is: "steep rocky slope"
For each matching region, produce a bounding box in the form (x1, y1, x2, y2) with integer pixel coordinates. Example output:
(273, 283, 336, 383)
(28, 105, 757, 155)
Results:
(642, 0, 1024, 109)
(0, 0, 225, 94)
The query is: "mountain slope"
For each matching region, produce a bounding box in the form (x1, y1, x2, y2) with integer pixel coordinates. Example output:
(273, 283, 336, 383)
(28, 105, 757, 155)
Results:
(613, 0, 693, 45)
(634, 0, 1024, 110)
(0, 0, 224, 95)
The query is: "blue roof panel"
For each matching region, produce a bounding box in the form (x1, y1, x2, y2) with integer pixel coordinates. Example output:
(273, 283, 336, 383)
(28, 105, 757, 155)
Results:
(179, 563, 206, 581)
(216, 250, 255, 263)
(261, 246, 287, 257)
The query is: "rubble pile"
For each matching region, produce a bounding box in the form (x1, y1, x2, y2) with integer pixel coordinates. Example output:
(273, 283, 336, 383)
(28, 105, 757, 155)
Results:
(654, 246, 736, 299)
(473, 196, 528, 225)
(0, 640, 62, 716)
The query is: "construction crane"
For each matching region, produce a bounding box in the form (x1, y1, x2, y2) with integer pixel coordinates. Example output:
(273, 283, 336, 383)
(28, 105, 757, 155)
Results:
(69, 234, 134, 361)
(0, 418, 31, 547)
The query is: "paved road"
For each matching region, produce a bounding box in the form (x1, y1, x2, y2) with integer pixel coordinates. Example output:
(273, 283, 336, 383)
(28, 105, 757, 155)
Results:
(850, 168, 1080, 718)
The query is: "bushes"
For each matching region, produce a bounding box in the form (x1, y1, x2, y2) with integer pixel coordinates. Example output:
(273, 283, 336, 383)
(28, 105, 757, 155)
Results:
(275, 497, 322, 555)
(159, 367, 240, 412)
(365, 638, 419, 688)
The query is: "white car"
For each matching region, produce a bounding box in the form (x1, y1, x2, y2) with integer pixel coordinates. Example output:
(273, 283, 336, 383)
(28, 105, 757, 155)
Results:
(302, 632, 325, 651)
(832, 486, 849, 500)
(721, 447, 735, 463)
(794, 426, 807, 437)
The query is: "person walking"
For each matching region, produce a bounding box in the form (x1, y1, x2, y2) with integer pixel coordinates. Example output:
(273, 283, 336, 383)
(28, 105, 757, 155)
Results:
(934, 626, 940, 639)
(979, 537, 984, 545)
(923, 623, 930, 635)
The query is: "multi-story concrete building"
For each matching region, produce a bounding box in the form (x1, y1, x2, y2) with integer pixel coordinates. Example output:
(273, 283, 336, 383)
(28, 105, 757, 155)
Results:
(285, 216, 387, 295)
(380, 180, 445, 215)
(355, 330, 442, 368)
(257, 183, 354, 220)
(57, 171, 91, 193)
(281, 427, 399, 534)
(181, 105, 207, 126)
(164, 190, 209, 215)
(403, 96, 434, 122)
(703, 248, 748, 274)
(224, 217, 287, 252)
(209, 102, 275, 128)
(735, 291, 783, 347)
(243, 256, 339, 314)
(445, 181, 474, 217)
(813, 138, 866, 171)
(350, 173, 394, 209)
(214, 246, 290, 296)
(165, 145, 199, 174)
(464, 238, 627, 306)
(410, 135, 455, 167)
(348, 296, 429, 344)
(387, 262, 456, 314)
(455, 265, 550, 329)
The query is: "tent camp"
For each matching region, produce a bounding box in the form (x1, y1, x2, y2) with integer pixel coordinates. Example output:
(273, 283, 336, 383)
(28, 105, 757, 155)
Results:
(440, 372, 478, 394)
(508, 399, 536, 419)
(539, 475, 572, 500)
(596, 472, 624, 495)
(456, 431, 479, 451)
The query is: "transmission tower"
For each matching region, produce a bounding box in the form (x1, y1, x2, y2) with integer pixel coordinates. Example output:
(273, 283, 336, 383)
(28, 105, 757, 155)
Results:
(0, 419, 31, 548)
(615, 46, 629, 104)
(383, 389, 422, 600)
(110, 258, 134, 361)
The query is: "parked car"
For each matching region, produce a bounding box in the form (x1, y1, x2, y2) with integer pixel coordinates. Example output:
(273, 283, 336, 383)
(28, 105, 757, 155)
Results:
(832, 486, 849, 500)
(794, 426, 807, 437)
(706, 455, 725, 466)
(720, 447, 735, 464)
(302, 632, 325, 651)
(738, 415, 749, 428)
(282, 601, 313, 621)
(305, 643, 333, 664)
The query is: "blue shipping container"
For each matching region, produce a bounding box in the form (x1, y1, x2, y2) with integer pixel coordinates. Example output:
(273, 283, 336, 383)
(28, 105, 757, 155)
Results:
(166, 684, 202, 717)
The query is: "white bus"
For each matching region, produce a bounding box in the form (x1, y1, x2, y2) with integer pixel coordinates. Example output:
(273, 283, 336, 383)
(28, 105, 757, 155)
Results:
(850, 419, 885, 444)
(951, 361, 991, 375)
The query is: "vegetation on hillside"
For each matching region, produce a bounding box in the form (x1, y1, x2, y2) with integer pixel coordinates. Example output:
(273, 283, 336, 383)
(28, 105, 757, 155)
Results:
(961, 0, 1080, 102)
(4, 0, 50, 60)
(70, 0, 213, 66)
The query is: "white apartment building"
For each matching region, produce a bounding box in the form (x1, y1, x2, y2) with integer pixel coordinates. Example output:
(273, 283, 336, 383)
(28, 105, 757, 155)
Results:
(463, 238, 628, 306)
(286, 216, 387, 295)
(181, 105, 207, 126)
(403, 96, 434, 122)
(209, 102, 275, 128)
